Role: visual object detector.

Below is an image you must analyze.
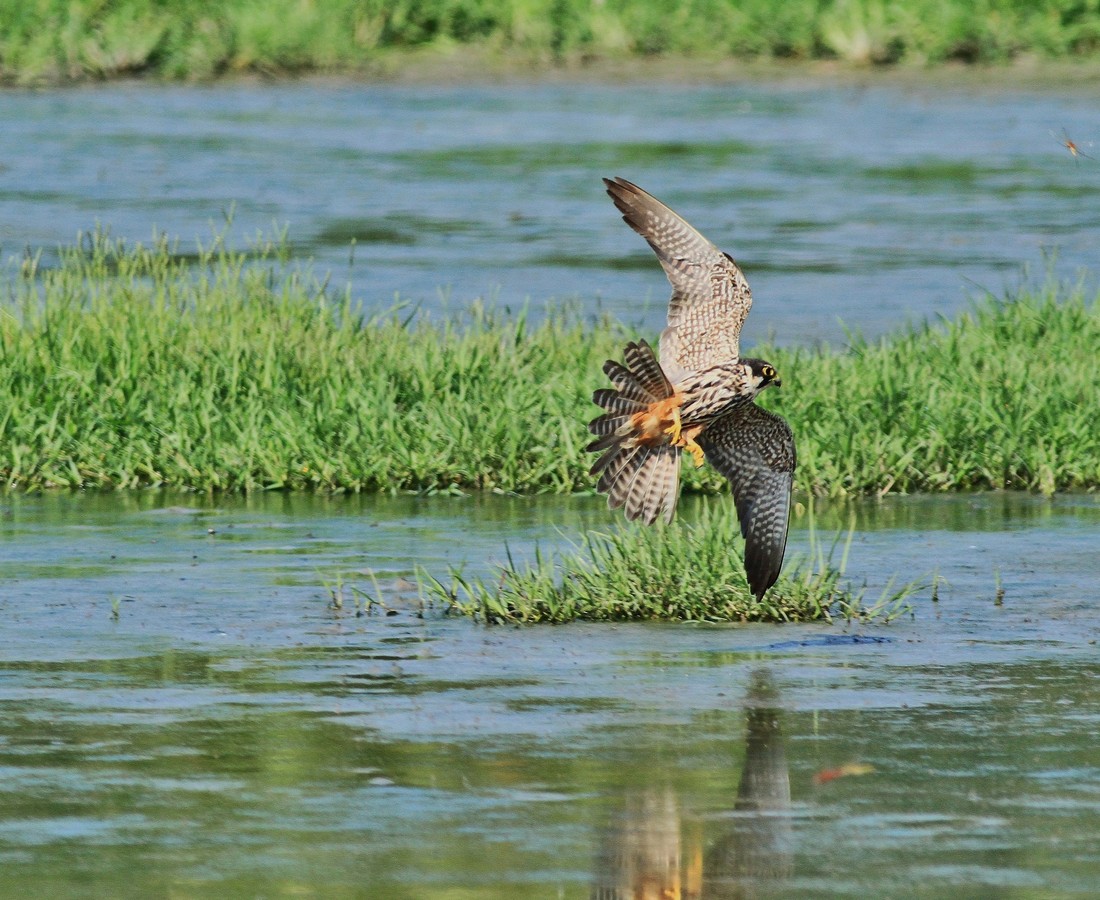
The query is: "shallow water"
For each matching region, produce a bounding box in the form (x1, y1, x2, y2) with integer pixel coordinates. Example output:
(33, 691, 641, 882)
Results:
(1, 490, 1099, 896)
(3, 78, 1099, 346)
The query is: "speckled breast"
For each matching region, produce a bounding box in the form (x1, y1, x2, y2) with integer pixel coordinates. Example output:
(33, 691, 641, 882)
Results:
(675, 362, 757, 426)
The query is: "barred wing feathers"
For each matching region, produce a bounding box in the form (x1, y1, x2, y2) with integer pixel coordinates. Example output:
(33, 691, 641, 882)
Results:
(604, 176, 753, 377)
(698, 404, 796, 600)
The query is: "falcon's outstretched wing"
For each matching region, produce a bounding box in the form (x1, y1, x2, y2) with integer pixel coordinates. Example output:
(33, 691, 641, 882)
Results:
(698, 403, 795, 600)
(604, 176, 753, 379)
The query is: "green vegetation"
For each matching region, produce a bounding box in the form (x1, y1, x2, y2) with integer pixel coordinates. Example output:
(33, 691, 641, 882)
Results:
(791, 283, 1100, 495)
(2, 229, 1098, 496)
(1, 230, 604, 492)
(427, 499, 918, 623)
(2, 0, 1100, 84)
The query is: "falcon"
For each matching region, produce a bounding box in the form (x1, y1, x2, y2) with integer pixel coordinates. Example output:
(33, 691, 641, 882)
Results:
(587, 177, 796, 600)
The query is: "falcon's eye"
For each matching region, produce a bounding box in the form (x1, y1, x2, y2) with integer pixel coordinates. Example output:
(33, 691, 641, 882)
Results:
(762, 365, 776, 379)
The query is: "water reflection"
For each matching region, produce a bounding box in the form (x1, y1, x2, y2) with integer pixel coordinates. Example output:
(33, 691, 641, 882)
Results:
(705, 672, 793, 898)
(592, 787, 694, 900)
(592, 670, 792, 899)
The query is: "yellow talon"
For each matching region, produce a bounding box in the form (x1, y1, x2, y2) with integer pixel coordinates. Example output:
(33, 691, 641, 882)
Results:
(658, 405, 705, 468)
(665, 405, 683, 444)
(685, 438, 706, 468)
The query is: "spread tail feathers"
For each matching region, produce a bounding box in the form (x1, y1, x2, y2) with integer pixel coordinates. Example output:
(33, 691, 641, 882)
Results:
(586, 340, 682, 525)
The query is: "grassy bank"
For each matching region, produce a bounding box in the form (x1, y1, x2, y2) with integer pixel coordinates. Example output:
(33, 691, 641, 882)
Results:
(2, 0, 1100, 84)
(2, 230, 1098, 496)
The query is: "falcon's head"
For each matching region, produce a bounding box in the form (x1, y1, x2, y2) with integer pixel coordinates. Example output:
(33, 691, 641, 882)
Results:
(743, 358, 782, 392)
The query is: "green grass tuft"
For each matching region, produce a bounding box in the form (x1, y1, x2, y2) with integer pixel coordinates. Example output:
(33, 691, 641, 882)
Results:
(426, 499, 921, 624)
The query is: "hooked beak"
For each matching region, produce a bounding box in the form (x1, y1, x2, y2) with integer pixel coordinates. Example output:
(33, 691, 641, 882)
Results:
(772, 377, 782, 388)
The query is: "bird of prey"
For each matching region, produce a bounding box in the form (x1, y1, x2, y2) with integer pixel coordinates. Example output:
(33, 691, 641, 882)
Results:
(587, 177, 796, 600)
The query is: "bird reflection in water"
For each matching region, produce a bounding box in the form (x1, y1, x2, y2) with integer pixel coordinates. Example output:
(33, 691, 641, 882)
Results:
(590, 786, 699, 900)
(591, 670, 791, 899)
(705, 670, 793, 897)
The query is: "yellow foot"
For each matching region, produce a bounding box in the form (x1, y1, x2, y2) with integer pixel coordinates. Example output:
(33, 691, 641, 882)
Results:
(684, 437, 706, 468)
